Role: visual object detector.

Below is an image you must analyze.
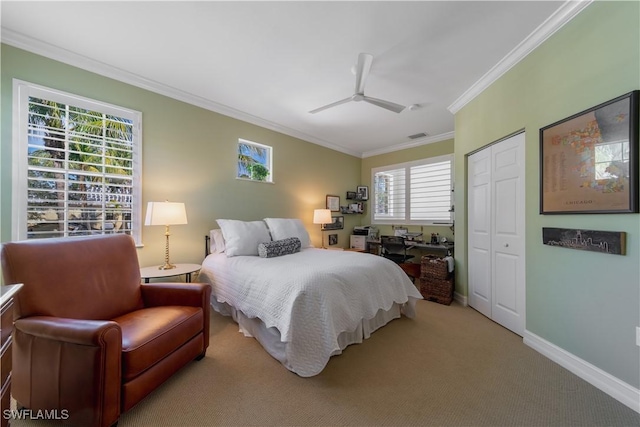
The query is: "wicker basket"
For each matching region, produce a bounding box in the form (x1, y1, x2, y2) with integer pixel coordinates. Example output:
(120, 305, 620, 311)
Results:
(419, 276, 454, 305)
(420, 255, 450, 280)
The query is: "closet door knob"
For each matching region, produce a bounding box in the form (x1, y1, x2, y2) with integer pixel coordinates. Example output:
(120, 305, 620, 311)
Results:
(505, 243, 509, 247)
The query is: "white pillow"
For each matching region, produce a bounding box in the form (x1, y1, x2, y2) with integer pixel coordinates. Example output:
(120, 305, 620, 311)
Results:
(216, 219, 272, 257)
(263, 218, 311, 248)
(209, 229, 226, 253)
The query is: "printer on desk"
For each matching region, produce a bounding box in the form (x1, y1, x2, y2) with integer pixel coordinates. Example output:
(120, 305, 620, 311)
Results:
(353, 225, 378, 239)
(353, 226, 369, 236)
(351, 226, 378, 251)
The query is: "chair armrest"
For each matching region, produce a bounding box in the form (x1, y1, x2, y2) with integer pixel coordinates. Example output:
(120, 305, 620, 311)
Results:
(141, 283, 211, 351)
(12, 316, 122, 427)
(15, 316, 121, 347)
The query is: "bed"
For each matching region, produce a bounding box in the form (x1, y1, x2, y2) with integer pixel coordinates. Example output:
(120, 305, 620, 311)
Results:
(199, 218, 423, 377)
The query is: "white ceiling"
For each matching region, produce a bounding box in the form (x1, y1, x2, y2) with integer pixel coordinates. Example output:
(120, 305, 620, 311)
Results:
(1, 1, 587, 157)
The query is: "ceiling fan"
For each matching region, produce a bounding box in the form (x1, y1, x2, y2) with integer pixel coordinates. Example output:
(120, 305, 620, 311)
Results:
(309, 53, 406, 114)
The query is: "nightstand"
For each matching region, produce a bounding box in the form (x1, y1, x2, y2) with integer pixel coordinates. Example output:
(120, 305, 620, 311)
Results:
(140, 263, 201, 283)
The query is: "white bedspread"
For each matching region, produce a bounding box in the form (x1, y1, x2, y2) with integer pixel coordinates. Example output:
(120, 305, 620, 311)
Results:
(199, 248, 423, 376)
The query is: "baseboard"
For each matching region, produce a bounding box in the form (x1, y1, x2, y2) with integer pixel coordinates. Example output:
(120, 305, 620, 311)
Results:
(523, 330, 640, 414)
(454, 291, 467, 306)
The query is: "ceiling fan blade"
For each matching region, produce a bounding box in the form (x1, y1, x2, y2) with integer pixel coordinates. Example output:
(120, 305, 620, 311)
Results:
(354, 53, 373, 95)
(309, 96, 353, 114)
(363, 96, 406, 113)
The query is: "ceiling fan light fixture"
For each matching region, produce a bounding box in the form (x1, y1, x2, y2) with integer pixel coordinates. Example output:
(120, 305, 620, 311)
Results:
(310, 53, 406, 114)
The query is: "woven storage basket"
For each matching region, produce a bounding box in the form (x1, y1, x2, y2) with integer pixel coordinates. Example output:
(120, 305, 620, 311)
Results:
(419, 277, 454, 305)
(420, 255, 450, 280)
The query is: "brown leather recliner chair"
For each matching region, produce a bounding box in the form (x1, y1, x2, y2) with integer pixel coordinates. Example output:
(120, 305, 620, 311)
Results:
(1, 234, 211, 427)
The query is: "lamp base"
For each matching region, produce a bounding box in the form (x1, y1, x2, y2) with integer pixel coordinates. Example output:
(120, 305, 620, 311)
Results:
(158, 226, 176, 270)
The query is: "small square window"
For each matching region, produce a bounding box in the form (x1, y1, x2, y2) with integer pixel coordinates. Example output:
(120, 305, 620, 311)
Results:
(237, 139, 272, 182)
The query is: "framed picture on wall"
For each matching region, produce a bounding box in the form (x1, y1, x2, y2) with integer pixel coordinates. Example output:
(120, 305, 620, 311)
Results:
(321, 216, 344, 230)
(356, 186, 369, 201)
(326, 195, 340, 212)
(540, 90, 639, 214)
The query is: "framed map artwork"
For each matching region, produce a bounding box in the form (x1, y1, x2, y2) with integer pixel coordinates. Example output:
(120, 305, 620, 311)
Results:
(539, 90, 639, 214)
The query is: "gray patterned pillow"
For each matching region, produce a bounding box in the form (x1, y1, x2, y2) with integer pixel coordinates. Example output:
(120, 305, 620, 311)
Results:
(258, 237, 301, 258)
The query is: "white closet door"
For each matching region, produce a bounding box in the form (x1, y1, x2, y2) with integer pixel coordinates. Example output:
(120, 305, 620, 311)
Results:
(490, 133, 526, 335)
(468, 132, 525, 336)
(468, 148, 492, 318)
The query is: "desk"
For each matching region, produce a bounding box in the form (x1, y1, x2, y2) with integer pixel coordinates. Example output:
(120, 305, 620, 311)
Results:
(406, 241, 454, 256)
(367, 240, 453, 256)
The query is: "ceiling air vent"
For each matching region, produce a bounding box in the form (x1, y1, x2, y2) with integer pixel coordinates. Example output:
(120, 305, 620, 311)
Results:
(408, 132, 428, 140)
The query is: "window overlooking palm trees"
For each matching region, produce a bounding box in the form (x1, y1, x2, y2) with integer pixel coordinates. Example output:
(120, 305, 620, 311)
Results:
(13, 80, 142, 243)
(237, 139, 272, 182)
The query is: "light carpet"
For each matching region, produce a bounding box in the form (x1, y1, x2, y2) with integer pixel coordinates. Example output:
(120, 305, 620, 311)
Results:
(10, 300, 640, 426)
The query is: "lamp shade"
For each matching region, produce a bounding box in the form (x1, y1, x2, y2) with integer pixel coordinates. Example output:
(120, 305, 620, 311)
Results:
(145, 202, 188, 226)
(313, 209, 332, 225)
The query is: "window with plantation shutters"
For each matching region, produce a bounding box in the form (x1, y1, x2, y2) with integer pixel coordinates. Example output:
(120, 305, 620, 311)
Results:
(373, 167, 405, 221)
(12, 80, 142, 243)
(372, 154, 453, 225)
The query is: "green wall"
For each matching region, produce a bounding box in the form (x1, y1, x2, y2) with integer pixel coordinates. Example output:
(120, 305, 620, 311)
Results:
(454, 1, 639, 388)
(0, 45, 361, 267)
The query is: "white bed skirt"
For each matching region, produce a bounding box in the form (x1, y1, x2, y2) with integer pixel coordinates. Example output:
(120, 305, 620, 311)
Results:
(210, 296, 414, 375)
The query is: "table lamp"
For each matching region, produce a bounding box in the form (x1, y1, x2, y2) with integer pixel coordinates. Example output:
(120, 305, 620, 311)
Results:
(313, 208, 332, 249)
(145, 201, 188, 270)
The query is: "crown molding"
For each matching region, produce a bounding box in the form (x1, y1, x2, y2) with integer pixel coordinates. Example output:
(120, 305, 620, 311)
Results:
(1, 28, 360, 158)
(2, 0, 590, 160)
(361, 131, 455, 158)
(448, 0, 593, 114)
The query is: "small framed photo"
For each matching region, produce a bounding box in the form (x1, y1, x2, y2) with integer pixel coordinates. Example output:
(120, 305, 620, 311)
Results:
(346, 191, 357, 200)
(326, 195, 340, 212)
(356, 186, 369, 201)
(321, 216, 344, 230)
(328, 234, 338, 245)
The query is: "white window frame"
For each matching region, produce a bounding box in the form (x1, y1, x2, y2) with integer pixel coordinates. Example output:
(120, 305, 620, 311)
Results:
(372, 154, 453, 226)
(12, 79, 143, 244)
(236, 138, 273, 183)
